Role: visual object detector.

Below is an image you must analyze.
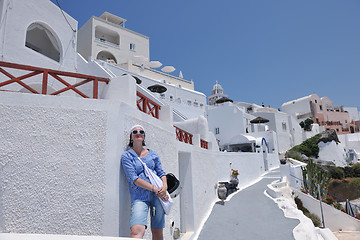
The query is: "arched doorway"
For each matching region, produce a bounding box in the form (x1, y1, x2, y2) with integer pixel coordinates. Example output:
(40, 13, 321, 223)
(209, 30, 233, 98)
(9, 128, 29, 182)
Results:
(96, 51, 117, 64)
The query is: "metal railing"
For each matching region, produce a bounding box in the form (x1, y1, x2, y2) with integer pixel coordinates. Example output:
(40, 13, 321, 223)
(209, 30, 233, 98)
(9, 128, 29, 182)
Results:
(0, 61, 109, 99)
(290, 174, 360, 221)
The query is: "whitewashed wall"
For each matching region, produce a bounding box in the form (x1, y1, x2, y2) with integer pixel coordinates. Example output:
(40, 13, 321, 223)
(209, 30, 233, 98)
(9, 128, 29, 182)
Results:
(0, 89, 280, 239)
(0, 0, 78, 71)
(281, 95, 313, 122)
(207, 103, 248, 147)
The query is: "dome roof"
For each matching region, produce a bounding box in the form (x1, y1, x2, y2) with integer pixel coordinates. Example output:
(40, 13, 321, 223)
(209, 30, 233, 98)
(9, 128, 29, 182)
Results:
(212, 81, 223, 91)
(212, 81, 223, 95)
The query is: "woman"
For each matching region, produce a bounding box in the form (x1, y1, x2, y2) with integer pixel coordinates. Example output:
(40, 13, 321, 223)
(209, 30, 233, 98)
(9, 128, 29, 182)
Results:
(121, 125, 169, 239)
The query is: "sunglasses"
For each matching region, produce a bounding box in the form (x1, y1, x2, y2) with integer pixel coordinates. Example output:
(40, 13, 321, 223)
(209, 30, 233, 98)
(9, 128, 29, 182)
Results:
(132, 130, 145, 135)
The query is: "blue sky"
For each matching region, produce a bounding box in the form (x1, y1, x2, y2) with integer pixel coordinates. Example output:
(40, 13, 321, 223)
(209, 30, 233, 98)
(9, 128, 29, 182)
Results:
(51, 0, 360, 110)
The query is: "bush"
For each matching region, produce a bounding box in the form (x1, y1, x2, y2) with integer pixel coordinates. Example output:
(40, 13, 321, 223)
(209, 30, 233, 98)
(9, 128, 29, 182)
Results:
(294, 196, 321, 227)
(344, 166, 354, 178)
(285, 151, 306, 162)
(290, 134, 321, 158)
(304, 212, 321, 227)
(352, 163, 360, 177)
(328, 167, 345, 179)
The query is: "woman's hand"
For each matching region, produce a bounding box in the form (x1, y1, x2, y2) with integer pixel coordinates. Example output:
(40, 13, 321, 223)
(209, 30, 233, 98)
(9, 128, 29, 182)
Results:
(155, 186, 169, 201)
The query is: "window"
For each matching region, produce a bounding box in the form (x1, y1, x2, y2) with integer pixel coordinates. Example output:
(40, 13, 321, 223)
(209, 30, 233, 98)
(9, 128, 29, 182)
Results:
(170, 96, 173, 101)
(319, 105, 323, 111)
(336, 128, 339, 132)
(130, 43, 136, 51)
(187, 100, 192, 105)
(282, 123, 287, 131)
(215, 128, 220, 134)
(315, 100, 318, 103)
(25, 23, 60, 62)
(160, 93, 165, 99)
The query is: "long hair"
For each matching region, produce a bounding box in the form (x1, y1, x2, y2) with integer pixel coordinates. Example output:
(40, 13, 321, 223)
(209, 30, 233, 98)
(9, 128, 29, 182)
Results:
(128, 133, 146, 147)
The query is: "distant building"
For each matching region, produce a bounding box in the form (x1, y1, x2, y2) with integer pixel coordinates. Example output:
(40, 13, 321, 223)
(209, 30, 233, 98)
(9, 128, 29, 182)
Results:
(281, 94, 358, 135)
(77, 12, 194, 91)
(208, 81, 228, 105)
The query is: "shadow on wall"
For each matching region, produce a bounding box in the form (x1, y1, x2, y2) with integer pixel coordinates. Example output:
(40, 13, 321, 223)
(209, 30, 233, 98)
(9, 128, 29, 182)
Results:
(119, 166, 131, 237)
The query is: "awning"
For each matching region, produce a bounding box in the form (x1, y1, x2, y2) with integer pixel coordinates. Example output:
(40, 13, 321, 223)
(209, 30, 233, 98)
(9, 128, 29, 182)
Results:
(228, 135, 256, 145)
(147, 84, 167, 93)
(216, 97, 233, 104)
(250, 117, 269, 124)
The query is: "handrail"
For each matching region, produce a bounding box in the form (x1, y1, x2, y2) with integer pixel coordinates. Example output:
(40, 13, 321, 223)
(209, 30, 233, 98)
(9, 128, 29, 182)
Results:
(290, 173, 360, 219)
(136, 91, 161, 119)
(174, 126, 193, 145)
(0, 61, 109, 99)
(200, 139, 208, 149)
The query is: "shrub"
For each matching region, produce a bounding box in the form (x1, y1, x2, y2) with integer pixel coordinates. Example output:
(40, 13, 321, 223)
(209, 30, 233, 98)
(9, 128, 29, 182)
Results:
(344, 166, 354, 178)
(290, 134, 321, 158)
(294, 196, 320, 227)
(328, 167, 345, 179)
(352, 163, 360, 177)
(285, 151, 306, 162)
(304, 212, 321, 227)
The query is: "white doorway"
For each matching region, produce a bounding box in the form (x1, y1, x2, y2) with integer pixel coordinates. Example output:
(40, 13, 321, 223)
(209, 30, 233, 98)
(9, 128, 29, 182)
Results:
(178, 152, 194, 233)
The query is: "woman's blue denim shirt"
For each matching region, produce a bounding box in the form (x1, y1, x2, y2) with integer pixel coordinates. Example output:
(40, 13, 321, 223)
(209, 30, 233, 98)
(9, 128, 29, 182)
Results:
(121, 148, 166, 202)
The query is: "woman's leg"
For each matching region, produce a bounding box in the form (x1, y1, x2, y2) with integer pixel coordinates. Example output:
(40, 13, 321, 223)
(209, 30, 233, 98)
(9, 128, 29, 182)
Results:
(130, 200, 149, 238)
(151, 228, 163, 240)
(131, 224, 146, 239)
(150, 194, 165, 240)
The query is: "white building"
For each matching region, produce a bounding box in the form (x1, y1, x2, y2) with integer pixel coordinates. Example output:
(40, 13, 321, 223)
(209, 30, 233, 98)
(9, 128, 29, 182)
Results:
(206, 102, 278, 156)
(0, 0, 79, 94)
(0, 1, 281, 240)
(76, 12, 206, 121)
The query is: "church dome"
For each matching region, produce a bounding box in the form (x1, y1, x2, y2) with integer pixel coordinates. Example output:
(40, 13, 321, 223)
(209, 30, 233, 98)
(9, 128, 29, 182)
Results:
(212, 81, 223, 95)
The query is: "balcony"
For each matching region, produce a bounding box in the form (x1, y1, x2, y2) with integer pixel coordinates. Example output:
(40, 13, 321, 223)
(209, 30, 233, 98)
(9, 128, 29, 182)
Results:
(95, 37, 120, 49)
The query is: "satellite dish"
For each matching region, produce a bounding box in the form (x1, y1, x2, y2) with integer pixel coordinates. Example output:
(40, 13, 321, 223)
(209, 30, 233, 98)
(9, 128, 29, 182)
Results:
(148, 61, 162, 68)
(161, 66, 175, 73)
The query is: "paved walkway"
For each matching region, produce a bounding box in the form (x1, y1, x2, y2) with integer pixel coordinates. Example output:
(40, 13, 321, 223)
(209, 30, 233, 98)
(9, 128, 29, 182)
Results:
(198, 170, 300, 240)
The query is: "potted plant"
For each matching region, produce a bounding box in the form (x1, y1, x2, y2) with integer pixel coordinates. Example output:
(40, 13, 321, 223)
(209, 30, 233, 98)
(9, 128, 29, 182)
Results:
(230, 169, 239, 187)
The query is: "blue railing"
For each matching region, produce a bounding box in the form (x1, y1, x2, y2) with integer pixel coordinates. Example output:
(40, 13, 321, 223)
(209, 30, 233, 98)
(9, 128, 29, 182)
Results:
(290, 173, 360, 219)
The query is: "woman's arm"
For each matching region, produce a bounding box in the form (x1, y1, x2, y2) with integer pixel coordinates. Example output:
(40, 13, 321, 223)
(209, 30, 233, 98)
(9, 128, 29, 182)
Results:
(134, 178, 168, 201)
(134, 178, 159, 193)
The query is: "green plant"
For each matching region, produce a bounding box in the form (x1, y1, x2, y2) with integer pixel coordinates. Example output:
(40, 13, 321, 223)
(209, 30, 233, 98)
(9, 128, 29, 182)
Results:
(352, 163, 360, 177)
(301, 159, 330, 200)
(294, 196, 321, 227)
(304, 212, 321, 227)
(290, 134, 321, 158)
(231, 169, 239, 176)
(285, 151, 305, 162)
(344, 167, 354, 178)
(328, 167, 345, 179)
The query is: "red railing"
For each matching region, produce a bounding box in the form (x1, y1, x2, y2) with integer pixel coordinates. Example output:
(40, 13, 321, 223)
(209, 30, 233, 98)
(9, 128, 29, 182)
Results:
(0, 61, 109, 99)
(200, 139, 208, 149)
(136, 91, 161, 119)
(174, 126, 193, 145)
